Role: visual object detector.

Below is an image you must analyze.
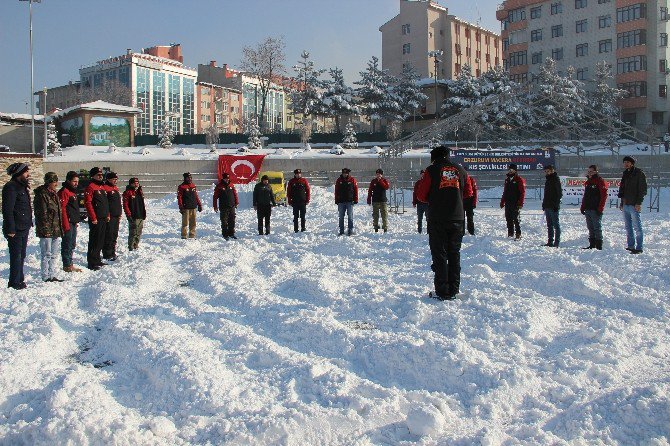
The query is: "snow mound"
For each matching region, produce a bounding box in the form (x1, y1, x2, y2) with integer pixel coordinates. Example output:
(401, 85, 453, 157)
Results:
(149, 416, 176, 437)
(136, 147, 152, 156)
(274, 147, 285, 155)
(176, 148, 191, 156)
(330, 145, 345, 155)
(368, 145, 384, 154)
(406, 405, 446, 437)
(237, 146, 251, 153)
(303, 143, 312, 151)
(107, 144, 117, 154)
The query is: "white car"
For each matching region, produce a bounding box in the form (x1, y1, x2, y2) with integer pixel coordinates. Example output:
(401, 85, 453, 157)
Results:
(0, 145, 11, 153)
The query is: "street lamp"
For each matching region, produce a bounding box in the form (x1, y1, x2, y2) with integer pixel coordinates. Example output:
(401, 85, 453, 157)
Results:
(42, 87, 47, 159)
(19, 0, 41, 155)
(428, 50, 443, 120)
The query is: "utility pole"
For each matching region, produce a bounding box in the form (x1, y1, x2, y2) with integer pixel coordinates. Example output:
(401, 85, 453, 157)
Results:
(428, 50, 443, 121)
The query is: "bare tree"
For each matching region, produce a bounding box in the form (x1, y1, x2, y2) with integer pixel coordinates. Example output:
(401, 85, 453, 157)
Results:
(240, 36, 287, 132)
(78, 80, 133, 107)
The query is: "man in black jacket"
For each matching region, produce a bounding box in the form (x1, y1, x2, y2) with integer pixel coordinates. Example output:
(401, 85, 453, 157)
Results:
(416, 146, 472, 300)
(541, 165, 563, 247)
(253, 175, 277, 235)
(103, 172, 122, 261)
(618, 156, 647, 254)
(2, 163, 33, 289)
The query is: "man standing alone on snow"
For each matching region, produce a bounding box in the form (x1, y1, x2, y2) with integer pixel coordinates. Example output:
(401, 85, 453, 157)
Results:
(618, 156, 647, 254)
(2, 163, 32, 289)
(580, 165, 608, 250)
(34, 172, 65, 282)
(366, 168, 390, 233)
(417, 146, 472, 300)
(177, 172, 202, 239)
(500, 164, 526, 240)
(122, 177, 146, 251)
(412, 170, 428, 234)
(85, 167, 110, 271)
(58, 171, 82, 272)
(287, 168, 310, 232)
(335, 168, 358, 236)
(213, 173, 238, 240)
(253, 175, 276, 235)
(103, 172, 122, 261)
(541, 165, 562, 247)
(463, 174, 478, 235)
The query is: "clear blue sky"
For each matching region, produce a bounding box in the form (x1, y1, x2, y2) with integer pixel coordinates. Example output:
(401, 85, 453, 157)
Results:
(0, 0, 501, 113)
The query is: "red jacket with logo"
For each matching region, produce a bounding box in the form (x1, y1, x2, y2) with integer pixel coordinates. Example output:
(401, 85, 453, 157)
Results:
(84, 180, 109, 222)
(177, 182, 202, 211)
(500, 174, 526, 208)
(464, 175, 478, 205)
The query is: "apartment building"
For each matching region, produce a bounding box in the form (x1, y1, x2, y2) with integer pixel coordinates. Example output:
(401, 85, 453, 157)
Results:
(196, 62, 243, 134)
(497, 0, 670, 132)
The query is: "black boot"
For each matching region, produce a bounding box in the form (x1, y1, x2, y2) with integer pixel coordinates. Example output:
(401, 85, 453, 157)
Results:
(582, 238, 595, 249)
(595, 239, 603, 250)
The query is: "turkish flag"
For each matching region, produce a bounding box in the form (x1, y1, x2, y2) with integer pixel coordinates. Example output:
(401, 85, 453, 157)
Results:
(218, 154, 266, 184)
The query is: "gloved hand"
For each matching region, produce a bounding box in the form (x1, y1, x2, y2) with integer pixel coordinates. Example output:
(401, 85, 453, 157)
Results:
(354, 201, 358, 205)
(499, 203, 504, 209)
(179, 209, 184, 214)
(198, 205, 202, 212)
(580, 210, 585, 215)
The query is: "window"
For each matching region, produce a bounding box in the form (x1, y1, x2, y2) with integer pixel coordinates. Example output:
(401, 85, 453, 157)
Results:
(598, 0, 611, 3)
(617, 81, 647, 97)
(509, 7, 526, 22)
(531, 29, 543, 41)
(576, 19, 588, 33)
(617, 55, 647, 73)
(576, 43, 589, 57)
(661, 33, 668, 46)
(575, 0, 587, 9)
(662, 7, 669, 21)
(531, 6, 542, 18)
(576, 67, 589, 80)
(617, 4, 647, 23)
(509, 50, 528, 67)
(660, 85, 668, 98)
(455, 43, 462, 54)
(652, 112, 664, 124)
(552, 25, 563, 38)
(599, 15, 612, 28)
(599, 39, 612, 53)
(622, 112, 637, 125)
(660, 59, 668, 73)
(503, 39, 509, 51)
(617, 29, 646, 48)
(402, 43, 411, 54)
(552, 47, 564, 60)
(402, 24, 411, 34)
(532, 52, 543, 64)
(551, 2, 563, 14)
(509, 29, 527, 45)
(510, 73, 529, 83)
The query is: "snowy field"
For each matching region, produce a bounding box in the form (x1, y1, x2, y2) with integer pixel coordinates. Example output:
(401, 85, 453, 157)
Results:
(1, 186, 669, 445)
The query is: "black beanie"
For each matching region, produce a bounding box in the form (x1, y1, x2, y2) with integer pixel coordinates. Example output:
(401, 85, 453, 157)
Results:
(623, 156, 636, 164)
(430, 146, 449, 162)
(66, 171, 79, 181)
(508, 163, 518, 171)
(6, 163, 29, 178)
(89, 167, 102, 177)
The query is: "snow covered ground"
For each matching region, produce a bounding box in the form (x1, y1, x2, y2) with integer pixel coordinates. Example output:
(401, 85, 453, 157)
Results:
(1, 186, 669, 445)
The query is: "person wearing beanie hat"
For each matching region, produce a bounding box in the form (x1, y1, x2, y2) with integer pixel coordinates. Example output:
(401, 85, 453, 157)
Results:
(102, 172, 122, 261)
(33, 172, 65, 282)
(84, 166, 110, 270)
(287, 168, 311, 232)
(500, 164, 526, 240)
(58, 170, 83, 272)
(367, 168, 390, 233)
(253, 174, 277, 235)
(580, 165, 608, 250)
(430, 146, 450, 162)
(178, 172, 203, 239)
(213, 172, 238, 239)
(618, 156, 647, 253)
(335, 167, 359, 236)
(541, 165, 563, 247)
(123, 177, 146, 251)
(412, 170, 429, 233)
(2, 162, 32, 289)
(415, 146, 472, 300)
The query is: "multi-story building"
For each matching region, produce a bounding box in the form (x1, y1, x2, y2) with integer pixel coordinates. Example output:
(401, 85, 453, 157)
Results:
(77, 44, 197, 136)
(497, 0, 670, 132)
(196, 62, 243, 134)
(380, 0, 502, 120)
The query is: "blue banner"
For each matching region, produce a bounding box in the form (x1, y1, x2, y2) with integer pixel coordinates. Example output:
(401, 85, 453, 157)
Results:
(450, 148, 555, 171)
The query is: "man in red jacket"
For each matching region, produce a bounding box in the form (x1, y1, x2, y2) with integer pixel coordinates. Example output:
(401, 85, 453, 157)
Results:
(412, 170, 428, 233)
(84, 167, 110, 270)
(213, 173, 239, 240)
(58, 171, 82, 272)
(463, 175, 478, 235)
(500, 164, 526, 240)
(367, 168, 390, 233)
(287, 168, 310, 233)
(580, 164, 608, 250)
(102, 172, 122, 261)
(122, 177, 146, 251)
(177, 172, 202, 239)
(335, 168, 358, 236)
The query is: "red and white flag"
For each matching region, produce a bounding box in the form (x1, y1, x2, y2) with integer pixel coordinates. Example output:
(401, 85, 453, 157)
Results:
(217, 154, 266, 184)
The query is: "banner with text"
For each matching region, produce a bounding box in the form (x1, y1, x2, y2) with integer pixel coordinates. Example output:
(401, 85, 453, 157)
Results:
(450, 148, 555, 171)
(560, 176, 621, 201)
(217, 154, 266, 184)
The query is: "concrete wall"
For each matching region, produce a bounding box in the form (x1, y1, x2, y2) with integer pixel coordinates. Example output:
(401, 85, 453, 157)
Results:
(0, 124, 46, 153)
(0, 154, 45, 205)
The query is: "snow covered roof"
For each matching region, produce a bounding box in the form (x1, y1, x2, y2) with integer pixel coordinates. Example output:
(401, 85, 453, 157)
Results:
(0, 112, 46, 123)
(50, 100, 142, 119)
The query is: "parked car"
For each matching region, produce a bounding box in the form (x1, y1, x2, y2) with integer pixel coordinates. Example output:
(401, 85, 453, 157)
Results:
(257, 171, 287, 206)
(0, 145, 11, 153)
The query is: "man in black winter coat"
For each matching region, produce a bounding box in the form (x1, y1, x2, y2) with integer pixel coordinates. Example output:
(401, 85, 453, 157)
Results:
(618, 156, 647, 253)
(253, 175, 277, 235)
(2, 163, 33, 289)
(541, 165, 563, 247)
(103, 172, 122, 261)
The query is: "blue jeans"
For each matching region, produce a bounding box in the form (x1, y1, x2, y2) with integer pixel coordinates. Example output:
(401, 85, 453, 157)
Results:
(6, 229, 29, 287)
(40, 237, 61, 280)
(544, 209, 561, 246)
(61, 225, 77, 268)
(416, 202, 429, 232)
(623, 205, 643, 250)
(338, 202, 354, 234)
(584, 210, 602, 241)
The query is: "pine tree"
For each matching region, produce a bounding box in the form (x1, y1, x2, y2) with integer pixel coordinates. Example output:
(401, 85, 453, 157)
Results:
(393, 63, 427, 122)
(355, 56, 397, 132)
(246, 118, 262, 150)
(46, 121, 61, 154)
(289, 50, 326, 118)
(205, 125, 219, 151)
(478, 66, 529, 131)
(321, 67, 358, 133)
(590, 61, 626, 119)
(342, 120, 358, 149)
(442, 64, 481, 117)
(158, 117, 174, 149)
(536, 58, 587, 128)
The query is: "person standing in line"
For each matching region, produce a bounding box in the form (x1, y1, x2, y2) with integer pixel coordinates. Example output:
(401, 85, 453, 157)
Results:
(287, 168, 310, 232)
(33, 172, 65, 282)
(2, 163, 33, 290)
(177, 172, 202, 239)
(85, 167, 110, 270)
(213, 173, 238, 240)
(416, 146, 472, 300)
(58, 171, 83, 272)
(500, 164, 526, 240)
(618, 156, 647, 254)
(412, 170, 429, 234)
(122, 177, 146, 251)
(103, 172, 122, 261)
(253, 175, 277, 235)
(541, 165, 563, 247)
(367, 168, 390, 233)
(580, 165, 608, 250)
(334, 168, 358, 236)
(463, 174, 478, 235)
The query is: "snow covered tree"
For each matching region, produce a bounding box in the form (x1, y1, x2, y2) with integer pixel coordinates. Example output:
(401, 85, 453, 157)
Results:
(246, 118, 262, 150)
(158, 117, 174, 149)
(590, 61, 626, 119)
(393, 63, 427, 122)
(535, 58, 588, 128)
(341, 120, 358, 149)
(205, 125, 219, 151)
(478, 66, 530, 131)
(320, 67, 358, 133)
(355, 56, 400, 132)
(289, 50, 325, 119)
(442, 64, 481, 117)
(46, 121, 61, 154)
